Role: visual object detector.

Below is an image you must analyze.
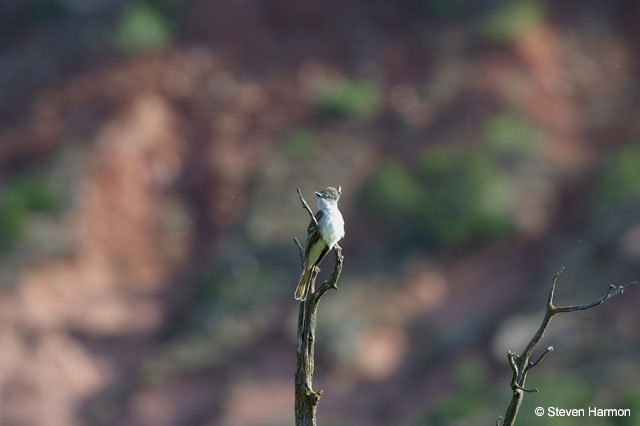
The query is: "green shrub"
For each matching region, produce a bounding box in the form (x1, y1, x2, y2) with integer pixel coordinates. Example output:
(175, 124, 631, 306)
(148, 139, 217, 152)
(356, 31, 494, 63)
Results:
(365, 148, 513, 248)
(311, 78, 382, 119)
(365, 160, 423, 222)
(614, 388, 640, 426)
(590, 143, 640, 210)
(0, 174, 60, 250)
(0, 197, 28, 248)
(481, 1, 545, 43)
(112, 2, 174, 52)
(415, 149, 512, 246)
(426, 359, 490, 425)
(284, 129, 317, 157)
(483, 111, 541, 155)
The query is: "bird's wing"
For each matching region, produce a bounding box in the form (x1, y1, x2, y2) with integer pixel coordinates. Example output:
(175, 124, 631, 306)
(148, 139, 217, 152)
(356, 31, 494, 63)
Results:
(306, 210, 323, 235)
(303, 210, 326, 267)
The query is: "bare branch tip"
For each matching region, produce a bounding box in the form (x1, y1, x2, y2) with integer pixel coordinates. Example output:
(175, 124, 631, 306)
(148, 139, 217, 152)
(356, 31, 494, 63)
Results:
(554, 266, 565, 279)
(507, 351, 519, 376)
(547, 267, 566, 307)
(528, 345, 555, 370)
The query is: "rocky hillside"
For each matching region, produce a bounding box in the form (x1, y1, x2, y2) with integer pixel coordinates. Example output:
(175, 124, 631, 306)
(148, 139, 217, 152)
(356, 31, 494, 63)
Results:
(1, 1, 639, 425)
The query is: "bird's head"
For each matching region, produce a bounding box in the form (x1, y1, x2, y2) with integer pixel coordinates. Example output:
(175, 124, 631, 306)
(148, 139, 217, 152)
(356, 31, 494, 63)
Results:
(315, 186, 341, 202)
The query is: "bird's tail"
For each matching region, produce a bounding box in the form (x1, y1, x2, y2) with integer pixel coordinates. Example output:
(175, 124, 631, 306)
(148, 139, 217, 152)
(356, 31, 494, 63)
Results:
(294, 266, 313, 301)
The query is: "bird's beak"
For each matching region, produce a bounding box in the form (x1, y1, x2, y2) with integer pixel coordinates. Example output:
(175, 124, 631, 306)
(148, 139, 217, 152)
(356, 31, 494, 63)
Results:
(337, 186, 342, 195)
(315, 191, 322, 197)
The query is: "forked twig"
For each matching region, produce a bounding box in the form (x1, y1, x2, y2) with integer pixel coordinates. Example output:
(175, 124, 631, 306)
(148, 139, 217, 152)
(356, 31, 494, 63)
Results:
(499, 268, 637, 426)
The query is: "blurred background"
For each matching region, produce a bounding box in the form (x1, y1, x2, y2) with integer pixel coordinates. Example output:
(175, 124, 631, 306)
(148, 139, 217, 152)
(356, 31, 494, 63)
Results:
(1, 0, 640, 425)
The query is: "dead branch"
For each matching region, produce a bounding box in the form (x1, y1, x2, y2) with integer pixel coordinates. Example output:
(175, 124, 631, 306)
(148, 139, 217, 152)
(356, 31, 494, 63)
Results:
(294, 189, 344, 426)
(499, 267, 638, 426)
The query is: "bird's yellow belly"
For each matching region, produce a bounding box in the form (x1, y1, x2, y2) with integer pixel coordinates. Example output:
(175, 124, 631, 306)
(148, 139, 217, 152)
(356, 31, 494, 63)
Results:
(307, 240, 327, 270)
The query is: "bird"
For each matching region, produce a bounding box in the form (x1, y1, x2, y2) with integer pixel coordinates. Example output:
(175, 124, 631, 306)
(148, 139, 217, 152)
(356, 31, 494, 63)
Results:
(294, 186, 345, 301)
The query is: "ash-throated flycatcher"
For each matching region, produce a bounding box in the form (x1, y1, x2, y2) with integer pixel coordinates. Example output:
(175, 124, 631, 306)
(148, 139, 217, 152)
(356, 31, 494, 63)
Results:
(294, 186, 345, 301)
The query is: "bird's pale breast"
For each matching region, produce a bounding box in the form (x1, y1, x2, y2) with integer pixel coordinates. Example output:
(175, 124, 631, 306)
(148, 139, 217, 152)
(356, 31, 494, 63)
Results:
(319, 208, 344, 249)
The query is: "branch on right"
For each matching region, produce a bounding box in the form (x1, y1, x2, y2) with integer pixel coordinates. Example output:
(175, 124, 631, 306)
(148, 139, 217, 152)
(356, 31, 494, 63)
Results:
(498, 267, 638, 426)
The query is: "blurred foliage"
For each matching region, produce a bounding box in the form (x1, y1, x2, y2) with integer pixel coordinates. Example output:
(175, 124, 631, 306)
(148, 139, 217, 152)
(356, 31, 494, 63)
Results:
(191, 255, 274, 311)
(364, 110, 543, 249)
(284, 128, 317, 157)
(613, 388, 640, 426)
(365, 160, 423, 219)
(366, 146, 513, 248)
(481, 1, 545, 43)
(483, 111, 541, 156)
(112, 1, 175, 52)
(424, 367, 637, 426)
(422, 359, 493, 425)
(0, 173, 60, 251)
(590, 143, 640, 211)
(311, 78, 382, 119)
(415, 149, 512, 245)
(142, 247, 288, 382)
(516, 371, 598, 426)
